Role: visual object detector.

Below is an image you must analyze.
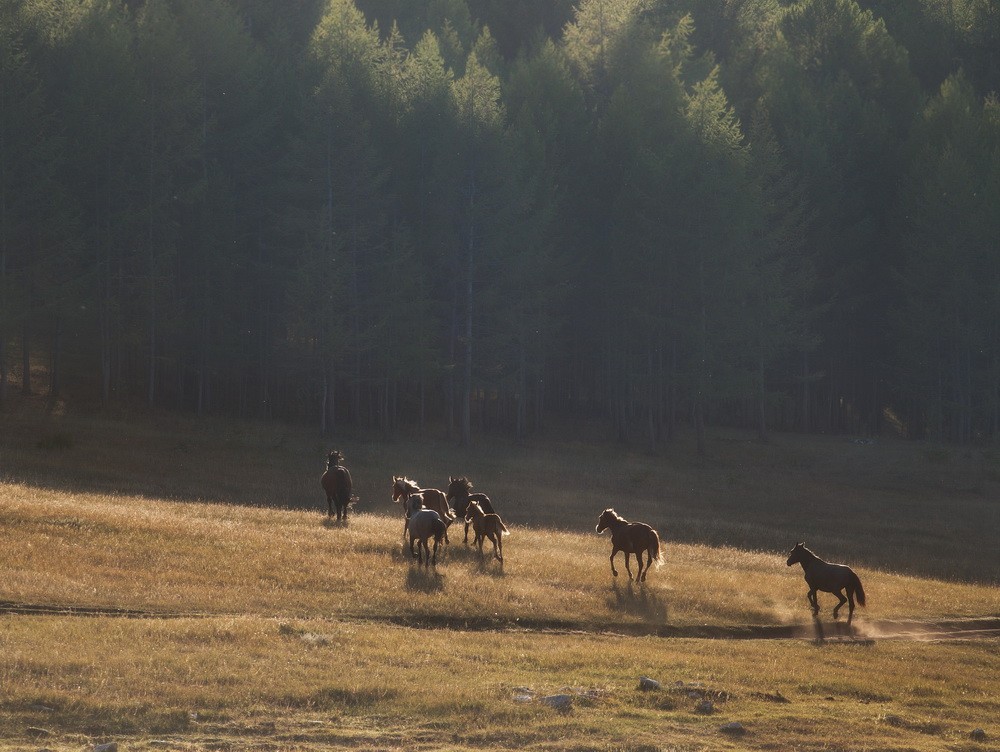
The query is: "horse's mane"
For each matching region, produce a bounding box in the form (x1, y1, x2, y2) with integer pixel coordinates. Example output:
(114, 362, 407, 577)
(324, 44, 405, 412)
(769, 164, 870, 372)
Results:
(601, 508, 627, 524)
(393, 476, 422, 494)
(790, 542, 821, 562)
(327, 449, 345, 467)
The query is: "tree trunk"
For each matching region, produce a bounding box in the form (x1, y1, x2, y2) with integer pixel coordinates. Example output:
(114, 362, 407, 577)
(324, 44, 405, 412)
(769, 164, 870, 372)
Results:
(461, 170, 476, 447)
(757, 337, 768, 441)
(48, 316, 63, 401)
(21, 320, 30, 395)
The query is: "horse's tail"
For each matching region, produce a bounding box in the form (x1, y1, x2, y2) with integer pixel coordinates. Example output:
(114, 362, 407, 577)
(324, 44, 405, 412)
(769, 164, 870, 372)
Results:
(497, 518, 510, 536)
(850, 570, 866, 607)
(650, 530, 663, 568)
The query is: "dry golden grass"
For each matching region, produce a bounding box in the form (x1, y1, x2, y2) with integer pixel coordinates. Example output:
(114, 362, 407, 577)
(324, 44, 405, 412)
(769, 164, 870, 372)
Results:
(1, 612, 998, 751)
(3, 479, 997, 628)
(1, 400, 999, 750)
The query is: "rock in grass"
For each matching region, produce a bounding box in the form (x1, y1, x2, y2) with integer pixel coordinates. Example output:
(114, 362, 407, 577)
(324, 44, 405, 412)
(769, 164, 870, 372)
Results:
(638, 676, 661, 691)
(92, 744, 118, 752)
(539, 694, 573, 712)
(694, 699, 714, 714)
(970, 729, 987, 741)
(720, 722, 746, 735)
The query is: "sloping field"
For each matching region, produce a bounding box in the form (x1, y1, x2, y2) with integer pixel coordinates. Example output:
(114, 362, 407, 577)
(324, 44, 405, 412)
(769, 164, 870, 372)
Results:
(1, 405, 998, 750)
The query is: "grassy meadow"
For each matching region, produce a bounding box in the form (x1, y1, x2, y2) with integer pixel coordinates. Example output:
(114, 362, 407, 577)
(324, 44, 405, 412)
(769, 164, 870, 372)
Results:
(1, 398, 999, 750)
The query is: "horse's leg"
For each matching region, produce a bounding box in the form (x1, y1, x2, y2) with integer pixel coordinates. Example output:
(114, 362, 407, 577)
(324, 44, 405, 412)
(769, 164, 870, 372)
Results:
(832, 589, 848, 619)
(610, 548, 619, 577)
(624, 551, 634, 581)
(464, 519, 471, 545)
(638, 551, 648, 582)
(807, 589, 819, 616)
(495, 531, 503, 563)
(846, 588, 856, 625)
(410, 535, 418, 560)
(432, 537, 439, 566)
(488, 532, 500, 561)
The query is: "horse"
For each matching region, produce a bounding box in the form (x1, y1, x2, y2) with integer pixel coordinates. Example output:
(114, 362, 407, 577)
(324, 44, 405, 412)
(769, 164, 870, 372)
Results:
(404, 495, 448, 566)
(786, 542, 867, 624)
(446, 476, 496, 545)
(464, 499, 510, 563)
(392, 476, 454, 543)
(321, 450, 357, 522)
(595, 508, 662, 582)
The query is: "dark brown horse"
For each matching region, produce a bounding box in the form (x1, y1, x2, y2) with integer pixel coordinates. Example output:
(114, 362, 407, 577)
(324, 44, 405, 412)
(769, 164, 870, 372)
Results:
(786, 543, 866, 624)
(392, 476, 454, 543)
(596, 509, 662, 582)
(464, 499, 510, 563)
(445, 476, 496, 545)
(321, 450, 356, 522)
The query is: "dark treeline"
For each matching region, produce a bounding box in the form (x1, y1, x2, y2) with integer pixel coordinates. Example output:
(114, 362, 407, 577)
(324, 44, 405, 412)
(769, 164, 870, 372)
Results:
(2, 0, 999, 446)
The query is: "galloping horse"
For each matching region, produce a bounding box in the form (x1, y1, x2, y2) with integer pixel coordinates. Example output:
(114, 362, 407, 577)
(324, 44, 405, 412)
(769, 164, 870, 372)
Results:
(786, 543, 866, 624)
(404, 495, 448, 566)
(392, 477, 455, 543)
(595, 509, 662, 582)
(321, 450, 356, 522)
(464, 499, 510, 563)
(445, 476, 496, 545)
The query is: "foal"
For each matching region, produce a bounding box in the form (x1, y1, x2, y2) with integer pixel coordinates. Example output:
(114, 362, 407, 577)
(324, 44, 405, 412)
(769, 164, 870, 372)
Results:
(595, 508, 661, 582)
(446, 476, 496, 545)
(464, 500, 510, 563)
(786, 542, 867, 624)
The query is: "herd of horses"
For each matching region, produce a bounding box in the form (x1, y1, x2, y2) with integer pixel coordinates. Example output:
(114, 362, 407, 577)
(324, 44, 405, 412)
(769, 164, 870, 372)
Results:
(321, 450, 868, 624)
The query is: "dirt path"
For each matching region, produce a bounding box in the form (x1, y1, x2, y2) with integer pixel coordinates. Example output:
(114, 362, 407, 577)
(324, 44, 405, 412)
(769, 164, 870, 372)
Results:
(2, 600, 997, 641)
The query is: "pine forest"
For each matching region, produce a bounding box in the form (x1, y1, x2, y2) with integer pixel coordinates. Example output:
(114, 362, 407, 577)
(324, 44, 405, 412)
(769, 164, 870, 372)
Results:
(2, 0, 999, 447)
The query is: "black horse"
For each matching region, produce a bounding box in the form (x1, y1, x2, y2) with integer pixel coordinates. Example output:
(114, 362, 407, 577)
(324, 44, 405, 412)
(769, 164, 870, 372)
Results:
(786, 543, 867, 624)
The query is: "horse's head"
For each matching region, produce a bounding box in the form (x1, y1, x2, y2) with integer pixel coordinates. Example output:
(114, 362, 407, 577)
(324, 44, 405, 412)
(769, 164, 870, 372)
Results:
(327, 450, 344, 468)
(446, 476, 472, 501)
(595, 508, 621, 534)
(464, 499, 483, 521)
(786, 542, 807, 566)
(404, 494, 425, 518)
(392, 476, 419, 502)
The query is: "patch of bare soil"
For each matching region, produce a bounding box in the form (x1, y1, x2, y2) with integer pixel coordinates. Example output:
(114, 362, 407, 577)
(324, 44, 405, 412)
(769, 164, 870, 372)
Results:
(2, 600, 997, 642)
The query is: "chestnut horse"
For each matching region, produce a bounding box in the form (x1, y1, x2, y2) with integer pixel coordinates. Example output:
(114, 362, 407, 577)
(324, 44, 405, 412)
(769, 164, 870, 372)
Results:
(445, 476, 496, 545)
(392, 476, 454, 542)
(595, 509, 661, 582)
(464, 499, 509, 563)
(786, 543, 866, 624)
(321, 450, 356, 522)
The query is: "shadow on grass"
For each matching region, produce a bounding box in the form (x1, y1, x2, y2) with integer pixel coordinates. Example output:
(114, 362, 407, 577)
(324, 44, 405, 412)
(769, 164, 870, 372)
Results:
(609, 581, 669, 623)
(405, 565, 445, 593)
